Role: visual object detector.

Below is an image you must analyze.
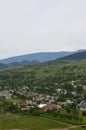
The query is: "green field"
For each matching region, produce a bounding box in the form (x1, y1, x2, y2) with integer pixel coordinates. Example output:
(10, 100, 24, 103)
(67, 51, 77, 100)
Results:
(70, 127, 86, 130)
(0, 114, 70, 130)
(42, 110, 86, 125)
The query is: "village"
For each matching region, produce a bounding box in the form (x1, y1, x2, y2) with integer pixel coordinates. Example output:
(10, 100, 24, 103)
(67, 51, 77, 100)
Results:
(0, 79, 86, 116)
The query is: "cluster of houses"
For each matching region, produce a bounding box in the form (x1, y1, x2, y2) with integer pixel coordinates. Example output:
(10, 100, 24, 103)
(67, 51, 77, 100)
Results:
(0, 82, 86, 114)
(16, 99, 86, 114)
(0, 90, 12, 99)
(17, 99, 73, 111)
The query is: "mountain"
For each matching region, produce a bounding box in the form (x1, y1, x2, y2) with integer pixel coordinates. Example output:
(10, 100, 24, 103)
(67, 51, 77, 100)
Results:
(8, 60, 39, 66)
(0, 52, 74, 64)
(0, 50, 85, 64)
(58, 51, 86, 60)
(0, 63, 7, 68)
(0, 60, 39, 68)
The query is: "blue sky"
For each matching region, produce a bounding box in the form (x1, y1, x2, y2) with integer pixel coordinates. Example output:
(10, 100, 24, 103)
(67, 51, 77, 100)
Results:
(0, 0, 86, 59)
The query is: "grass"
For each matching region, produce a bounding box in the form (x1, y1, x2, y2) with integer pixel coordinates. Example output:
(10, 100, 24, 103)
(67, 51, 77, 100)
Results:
(42, 110, 86, 125)
(70, 127, 86, 130)
(0, 114, 69, 130)
(8, 98, 20, 103)
(62, 110, 86, 124)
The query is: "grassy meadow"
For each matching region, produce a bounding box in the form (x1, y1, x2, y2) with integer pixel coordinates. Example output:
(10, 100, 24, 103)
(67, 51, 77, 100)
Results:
(70, 127, 86, 130)
(0, 114, 69, 130)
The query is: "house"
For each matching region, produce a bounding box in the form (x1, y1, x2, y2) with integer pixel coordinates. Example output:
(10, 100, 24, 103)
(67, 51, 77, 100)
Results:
(56, 88, 62, 93)
(79, 105, 86, 111)
(66, 99, 73, 104)
(57, 102, 67, 106)
(83, 85, 86, 90)
(0, 90, 12, 99)
(72, 91, 77, 96)
(77, 100, 86, 111)
(19, 100, 27, 105)
(38, 104, 47, 108)
(42, 105, 61, 111)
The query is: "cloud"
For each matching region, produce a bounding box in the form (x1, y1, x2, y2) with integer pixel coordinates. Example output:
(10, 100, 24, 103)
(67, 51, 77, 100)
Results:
(0, 0, 86, 58)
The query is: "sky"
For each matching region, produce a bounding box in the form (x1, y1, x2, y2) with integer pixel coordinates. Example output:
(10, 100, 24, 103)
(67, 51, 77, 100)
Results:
(0, 0, 86, 59)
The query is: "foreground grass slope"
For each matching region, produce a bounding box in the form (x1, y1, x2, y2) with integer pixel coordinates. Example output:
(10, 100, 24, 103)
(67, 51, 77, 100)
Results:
(70, 127, 86, 130)
(0, 114, 69, 130)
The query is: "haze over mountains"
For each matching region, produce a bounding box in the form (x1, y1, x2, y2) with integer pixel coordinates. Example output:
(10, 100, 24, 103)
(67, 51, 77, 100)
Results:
(0, 49, 86, 68)
(0, 51, 79, 64)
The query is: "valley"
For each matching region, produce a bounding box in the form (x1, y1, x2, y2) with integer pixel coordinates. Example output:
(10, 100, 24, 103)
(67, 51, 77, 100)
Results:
(0, 58, 86, 129)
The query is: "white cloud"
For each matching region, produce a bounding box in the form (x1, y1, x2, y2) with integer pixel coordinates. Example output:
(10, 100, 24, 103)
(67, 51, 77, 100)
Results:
(0, 0, 86, 58)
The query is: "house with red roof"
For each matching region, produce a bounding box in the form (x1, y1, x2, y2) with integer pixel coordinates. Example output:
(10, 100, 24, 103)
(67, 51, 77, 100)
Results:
(19, 100, 27, 105)
(42, 105, 61, 111)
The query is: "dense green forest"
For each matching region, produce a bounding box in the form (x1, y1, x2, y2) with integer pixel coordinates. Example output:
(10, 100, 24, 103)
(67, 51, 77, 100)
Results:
(0, 60, 86, 93)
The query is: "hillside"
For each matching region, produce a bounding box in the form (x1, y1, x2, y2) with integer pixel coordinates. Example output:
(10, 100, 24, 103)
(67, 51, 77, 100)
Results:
(0, 60, 86, 92)
(0, 60, 86, 126)
(0, 59, 86, 109)
(58, 51, 86, 60)
(0, 52, 73, 64)
(0, 60, 39, 68)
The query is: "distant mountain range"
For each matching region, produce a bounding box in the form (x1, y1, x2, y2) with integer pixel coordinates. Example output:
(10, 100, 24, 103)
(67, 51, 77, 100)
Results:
(0, 49, 86, 68)
(0, 51, 77, 64)
(58, 51, 86, 60)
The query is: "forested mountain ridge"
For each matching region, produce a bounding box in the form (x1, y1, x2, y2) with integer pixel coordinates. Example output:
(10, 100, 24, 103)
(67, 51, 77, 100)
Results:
(0, 49, 86, 66)
(58, 51, 86, 60)
(0, 51, 75, 64)
(0, 60, 39, 68)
